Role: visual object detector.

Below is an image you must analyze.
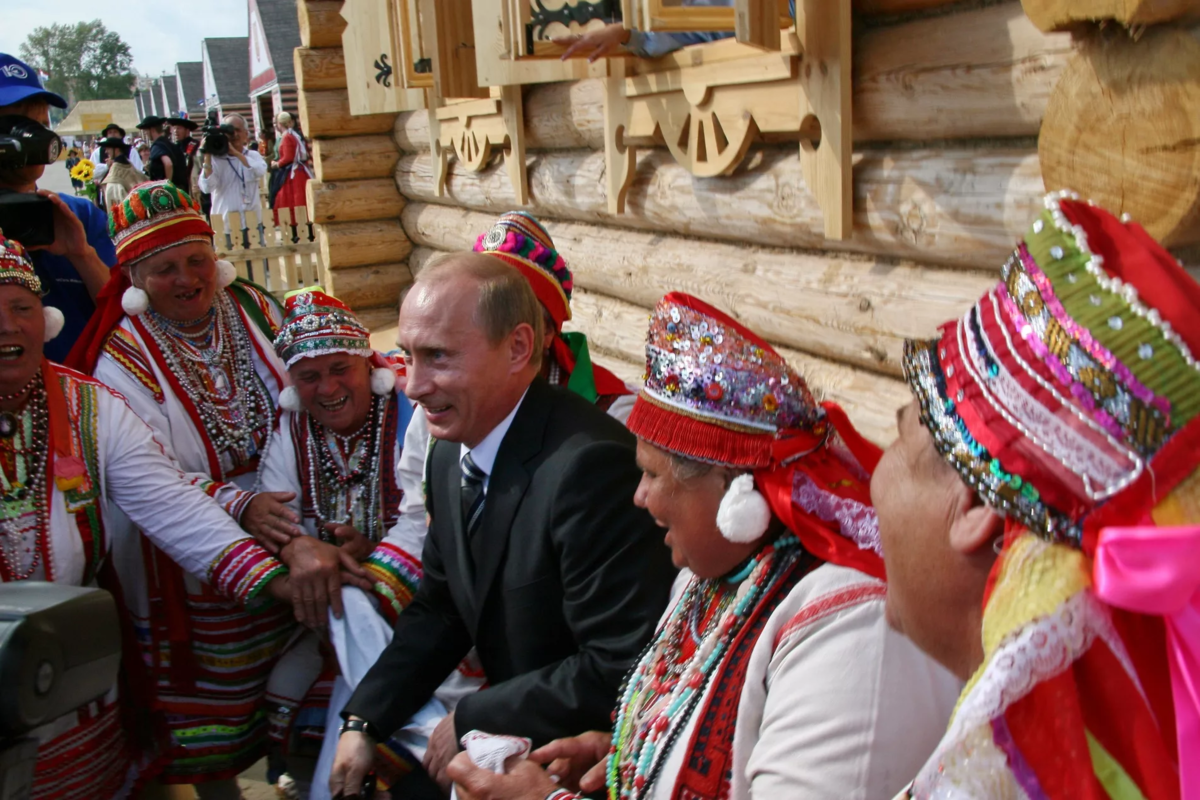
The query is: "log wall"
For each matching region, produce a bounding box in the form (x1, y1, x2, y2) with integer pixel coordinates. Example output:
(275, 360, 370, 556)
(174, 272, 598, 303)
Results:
(299, 0, 1197, 445)
(295, 0, 409, 324)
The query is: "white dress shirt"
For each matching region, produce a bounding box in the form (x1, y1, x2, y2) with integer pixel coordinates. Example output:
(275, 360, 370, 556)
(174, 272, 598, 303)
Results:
(458, 390, 528, 495)
(199, 147, 268, 216)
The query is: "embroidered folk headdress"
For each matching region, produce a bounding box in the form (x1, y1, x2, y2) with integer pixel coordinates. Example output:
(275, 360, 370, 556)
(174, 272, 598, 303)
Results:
(904, 192, 1200, 800)
(472, 211, 628, 404)
(0, 235, 62, 341)
(627, 293, 885, 578)
(273, 287, 395, 410)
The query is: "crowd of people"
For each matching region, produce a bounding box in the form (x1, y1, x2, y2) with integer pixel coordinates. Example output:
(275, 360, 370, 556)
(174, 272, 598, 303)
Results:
(0, 50, 1197, 800)
(61, 106, 311, 226)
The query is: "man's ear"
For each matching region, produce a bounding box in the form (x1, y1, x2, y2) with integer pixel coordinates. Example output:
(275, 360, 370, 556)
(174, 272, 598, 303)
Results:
(508, 322, 536, 373)
(947, 481, 1003, 556)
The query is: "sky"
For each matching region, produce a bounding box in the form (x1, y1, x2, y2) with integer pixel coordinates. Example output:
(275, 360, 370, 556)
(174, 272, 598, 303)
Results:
(0, 0, 249, 79)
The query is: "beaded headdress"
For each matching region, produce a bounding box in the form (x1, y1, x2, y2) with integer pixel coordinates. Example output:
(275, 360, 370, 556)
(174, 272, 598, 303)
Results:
(0, 236, 43, 296)
(628, 293, 885, 578)
(109, 180, 214, 267)
(473, 211, 573, 330)
(904, 191, 1200, 549)
(0, 236, 65, 342)
(274, 287, 373, 369)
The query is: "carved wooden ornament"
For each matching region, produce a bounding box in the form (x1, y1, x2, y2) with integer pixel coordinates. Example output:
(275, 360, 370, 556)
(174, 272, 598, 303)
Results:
(604, 0, 853, 239)
(340, 0, 425, 115)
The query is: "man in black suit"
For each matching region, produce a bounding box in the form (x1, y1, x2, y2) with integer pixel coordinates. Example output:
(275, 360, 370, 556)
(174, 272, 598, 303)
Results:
(330, 253, 675, 797)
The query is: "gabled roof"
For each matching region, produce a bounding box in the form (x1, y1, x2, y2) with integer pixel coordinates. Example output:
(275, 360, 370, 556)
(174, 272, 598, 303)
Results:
(203, 37, 250, 102)
(175, 62, 205, 113)
(159, 74, 178, 116)
(254, 0, 300, 85)
(138, 89, 153, 118)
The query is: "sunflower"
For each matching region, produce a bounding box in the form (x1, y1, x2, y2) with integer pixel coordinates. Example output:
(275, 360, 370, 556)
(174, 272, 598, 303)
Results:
(70, 158, 95, 183)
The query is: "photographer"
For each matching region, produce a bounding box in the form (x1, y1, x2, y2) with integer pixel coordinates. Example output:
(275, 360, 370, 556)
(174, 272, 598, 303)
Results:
(198, 112, 267, 219)
(0, 53, 116, 361)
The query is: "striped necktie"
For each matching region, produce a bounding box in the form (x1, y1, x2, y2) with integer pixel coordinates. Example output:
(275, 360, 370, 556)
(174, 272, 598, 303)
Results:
(460, 452, 486, 538)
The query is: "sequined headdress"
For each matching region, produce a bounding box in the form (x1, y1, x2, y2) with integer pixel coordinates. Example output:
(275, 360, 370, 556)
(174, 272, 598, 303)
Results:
(474, 211, 573, 330)
(628, 293, 886, 578)
(109, 180, 214, 267)
(904, 193, 1200, 800)
(274, 287, 373, 369)
(904, 190, 1200, 549)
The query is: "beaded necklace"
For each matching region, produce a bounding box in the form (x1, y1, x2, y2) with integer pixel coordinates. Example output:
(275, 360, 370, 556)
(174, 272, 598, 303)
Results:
(303, 393, 390, 544)
(0, 377, 51, 582)
(608, 534, 802, 800)
(141, 291, 275, 475)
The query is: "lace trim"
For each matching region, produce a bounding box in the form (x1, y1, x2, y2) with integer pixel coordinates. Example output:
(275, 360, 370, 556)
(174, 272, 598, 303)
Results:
(791, 472, 883, 555)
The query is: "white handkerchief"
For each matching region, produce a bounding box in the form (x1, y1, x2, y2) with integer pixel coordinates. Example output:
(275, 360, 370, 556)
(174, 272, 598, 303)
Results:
(449, 730, 533, 800)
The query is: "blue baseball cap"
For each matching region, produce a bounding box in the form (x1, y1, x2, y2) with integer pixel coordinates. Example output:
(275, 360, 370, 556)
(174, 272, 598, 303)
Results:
(0, 54, 67, 109)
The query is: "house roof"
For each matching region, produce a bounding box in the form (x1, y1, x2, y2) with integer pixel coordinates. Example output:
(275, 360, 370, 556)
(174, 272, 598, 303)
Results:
(159, 74, 179, 115)
(255, 0, 300, 85)
(203, 37, 250, 102)
(175, 62, 205, 114)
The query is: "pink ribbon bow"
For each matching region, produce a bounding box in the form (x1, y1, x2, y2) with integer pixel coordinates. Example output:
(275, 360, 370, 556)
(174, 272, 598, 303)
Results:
(1094, 525, 1200, 799)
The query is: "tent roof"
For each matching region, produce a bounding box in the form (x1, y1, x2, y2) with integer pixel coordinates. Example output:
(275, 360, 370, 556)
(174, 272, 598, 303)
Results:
(54, 98, 140, 136)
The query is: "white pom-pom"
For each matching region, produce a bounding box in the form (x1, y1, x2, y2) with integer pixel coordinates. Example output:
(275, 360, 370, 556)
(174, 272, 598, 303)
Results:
(716, 474, 771, 543)
(278, 385, 302, 412)
(370, 366, 396, 395)
(121, 286, 150, 316)
(43, 306, 64, 342)
(216, 259, 237, 288)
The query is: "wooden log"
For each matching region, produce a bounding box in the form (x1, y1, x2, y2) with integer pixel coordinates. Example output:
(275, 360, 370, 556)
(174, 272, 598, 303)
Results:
(299, 0, 346, 49)
(324, 262, 411, 310)
(308, 179, 406, 224)
(319, 219, 412, 268)
(312, 135, 399, 181)
(294, 47, 347, 92)
(1039, 26, 1200, 248)
(300, 89, 396, 139)
(566, 284, 907, 444)
(393, 2, 1071, 153)
(401, 202, 993, 377)
(1021, 0, 1200, 31)
(395, 145, 1045, 271)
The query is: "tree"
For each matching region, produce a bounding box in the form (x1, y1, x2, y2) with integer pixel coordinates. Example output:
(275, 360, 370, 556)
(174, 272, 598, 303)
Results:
(18, 21, 136, 105)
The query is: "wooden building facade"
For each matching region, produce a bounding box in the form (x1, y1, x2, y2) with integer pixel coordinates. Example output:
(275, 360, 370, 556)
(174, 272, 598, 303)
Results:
(293, 0, 1200, 445)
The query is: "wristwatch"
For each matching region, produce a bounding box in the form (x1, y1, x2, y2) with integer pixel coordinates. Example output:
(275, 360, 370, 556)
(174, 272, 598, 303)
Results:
(339, 716, 381, 741)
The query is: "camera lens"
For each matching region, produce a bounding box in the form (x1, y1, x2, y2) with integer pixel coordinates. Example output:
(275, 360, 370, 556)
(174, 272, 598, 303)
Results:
(47, 138, 60, 162)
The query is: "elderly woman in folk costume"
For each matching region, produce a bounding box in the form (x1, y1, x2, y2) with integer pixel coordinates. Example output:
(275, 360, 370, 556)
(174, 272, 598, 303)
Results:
(448, 293, 961, 800)
(0, 235, 291, 799)
(64, 181, 307, 797)
(870, 193, 1200, 799)
(244, 288, 483, 800)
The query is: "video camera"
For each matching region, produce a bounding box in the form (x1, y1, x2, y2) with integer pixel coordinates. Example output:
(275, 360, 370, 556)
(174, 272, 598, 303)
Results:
(199, 109, 235, 157)
(0, 115, 62, 249)
(0, 583, 121, 799)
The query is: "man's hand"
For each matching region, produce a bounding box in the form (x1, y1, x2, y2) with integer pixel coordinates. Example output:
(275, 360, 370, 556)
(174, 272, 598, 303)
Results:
(530, 731, 611, 793)
(279, 536, 346, 627)
(324, 522, 376, 562)
(422, 710, 460, 791)
(329, 726, 375, 799)
(554, 23, 631, 62)
(231, 148, 249, 165)
(242, 491, 302, 553)
(30, 191, 91, 259)
(448, 754, 561, 800)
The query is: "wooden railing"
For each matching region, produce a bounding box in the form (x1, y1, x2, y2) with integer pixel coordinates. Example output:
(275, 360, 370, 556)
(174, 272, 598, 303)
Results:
(210, 205, 325, 299)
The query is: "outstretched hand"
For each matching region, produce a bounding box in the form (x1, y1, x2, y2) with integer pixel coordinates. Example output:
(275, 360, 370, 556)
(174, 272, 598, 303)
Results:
(553, 22, 631, 62)
(448, 753, 561, 800)
(531, 730, 611, 793)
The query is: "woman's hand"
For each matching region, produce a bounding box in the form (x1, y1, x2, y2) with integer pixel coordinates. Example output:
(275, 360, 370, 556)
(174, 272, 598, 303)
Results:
(532, 731, 611, 793)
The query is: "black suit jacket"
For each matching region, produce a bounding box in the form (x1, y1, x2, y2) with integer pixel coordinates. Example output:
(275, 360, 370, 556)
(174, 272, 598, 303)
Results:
(343, 378, 676, 746)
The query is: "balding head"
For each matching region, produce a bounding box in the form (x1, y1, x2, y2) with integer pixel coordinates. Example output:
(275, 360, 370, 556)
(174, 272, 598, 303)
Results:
(400, 252, 542, 446)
